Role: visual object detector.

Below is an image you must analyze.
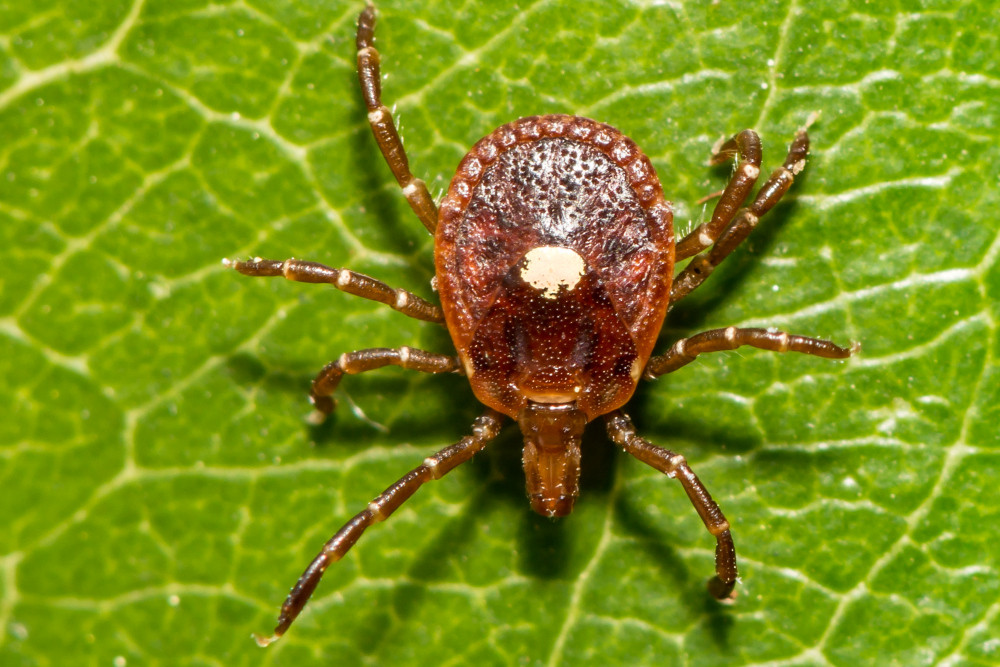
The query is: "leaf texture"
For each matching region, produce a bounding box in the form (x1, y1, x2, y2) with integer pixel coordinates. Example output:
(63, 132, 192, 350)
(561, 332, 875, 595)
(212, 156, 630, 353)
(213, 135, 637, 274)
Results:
(2, 1, 998, 665)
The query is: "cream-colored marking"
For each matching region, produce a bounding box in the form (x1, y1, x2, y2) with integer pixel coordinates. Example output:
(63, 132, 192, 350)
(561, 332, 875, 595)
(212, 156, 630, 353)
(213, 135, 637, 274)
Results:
(778, 332, 790, 351)
(630, 358, 642, 383)
(698, 228, 714, 246)
(520, 246, 586, 299)
(368, 501, 385, 521)
(358, 46, 376, 58)
(402, 181, 419, 196)
(336, 269, 351, 287)
(709, 519, 731, 535)
(423, 456, 440, 478)
(281, 259, 291, 276)
(368, 107, 388, 124)
(673, 338, 687, 357)
(693, 256, 714, 276)
(668, 454, 686, 469)
(521, 389, 579, 404)
(338, 352, 349, 370)
(459, 352, 474, 378)
(394, 289, 409, 309)
(790, 159, 807, 175)
(725, 326, 737, 344)
(741, 163, 760, 179)
(399, 346, 411, 365)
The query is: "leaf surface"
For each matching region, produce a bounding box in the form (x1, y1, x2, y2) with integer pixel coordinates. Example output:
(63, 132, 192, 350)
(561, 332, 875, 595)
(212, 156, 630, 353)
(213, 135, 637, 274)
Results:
(2, 1, 999, 665)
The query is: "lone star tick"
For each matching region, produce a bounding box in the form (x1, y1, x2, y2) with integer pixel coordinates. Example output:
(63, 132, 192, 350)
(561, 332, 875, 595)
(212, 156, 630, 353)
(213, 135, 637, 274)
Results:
(225, 4, 858, 646)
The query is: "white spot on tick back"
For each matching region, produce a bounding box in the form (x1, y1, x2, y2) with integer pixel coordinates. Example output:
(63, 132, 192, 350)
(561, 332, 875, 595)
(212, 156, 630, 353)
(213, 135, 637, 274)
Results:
(520, 246, 586, 299)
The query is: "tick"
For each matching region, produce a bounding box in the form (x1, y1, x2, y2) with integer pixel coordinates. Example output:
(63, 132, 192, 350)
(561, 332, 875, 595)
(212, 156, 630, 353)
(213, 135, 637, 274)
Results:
(226, 4, 856, 646)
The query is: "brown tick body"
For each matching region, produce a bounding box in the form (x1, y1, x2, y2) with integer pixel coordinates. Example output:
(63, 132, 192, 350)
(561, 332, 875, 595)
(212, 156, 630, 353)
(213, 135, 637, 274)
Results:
(226, 5, 857, 646)
(437, 115, 676, 517)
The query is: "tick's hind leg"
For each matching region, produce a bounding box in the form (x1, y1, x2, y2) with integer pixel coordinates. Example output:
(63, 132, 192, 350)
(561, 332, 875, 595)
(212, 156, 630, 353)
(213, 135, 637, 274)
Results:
(254, 409, 505, 647)
(604, 410, 737, 600)
(644, 326, 856, 379)
(224, 257, 443, 323)
(309, 346, 461, 420)
(671, 128, 811, 305)
(357, 5, 439, 234)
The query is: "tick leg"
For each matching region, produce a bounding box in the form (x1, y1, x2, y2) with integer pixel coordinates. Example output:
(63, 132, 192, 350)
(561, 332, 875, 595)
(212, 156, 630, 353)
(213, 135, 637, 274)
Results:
(357, 5, 438, 234)
(675, 129, 762, 261)
(644, 326, 856, 379)
(671, 129, 810, 304)
(224, 257, 443, 324)
(604, 410, 738, 600)
(254, 409, 505, 647)
(309, 346, 461, 419)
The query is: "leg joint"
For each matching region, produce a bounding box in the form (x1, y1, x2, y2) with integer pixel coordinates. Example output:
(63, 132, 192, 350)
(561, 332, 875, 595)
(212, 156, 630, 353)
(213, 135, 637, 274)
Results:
(367, 105, 390, 125)
(367, 501, 386, 523)
(708, 519, 731, 536)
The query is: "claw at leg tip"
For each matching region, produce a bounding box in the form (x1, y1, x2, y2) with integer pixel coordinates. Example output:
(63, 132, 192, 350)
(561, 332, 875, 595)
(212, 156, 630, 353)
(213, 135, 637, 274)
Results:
(253, 632, 281, 648)
(707, 576, 738, 603)
(305, 410, 328, 426)
(802, 110, 821, 131)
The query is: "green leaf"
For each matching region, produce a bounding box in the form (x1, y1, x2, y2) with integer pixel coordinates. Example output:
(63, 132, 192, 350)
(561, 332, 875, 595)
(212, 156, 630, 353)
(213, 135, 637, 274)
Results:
(2, 1, 998, 665)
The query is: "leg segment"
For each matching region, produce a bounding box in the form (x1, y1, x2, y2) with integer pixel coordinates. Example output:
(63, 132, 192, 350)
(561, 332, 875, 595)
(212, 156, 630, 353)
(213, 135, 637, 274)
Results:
(309, 346, 461, 418)
(675, 130, 762, 261)
(357, 5, 439, 234)
(671, 129, 810, 304)
(224, 257, 443, 324)
(644, 326, 856, 379)
(604, 410, 737, 600)
(254, 409, 505, 647)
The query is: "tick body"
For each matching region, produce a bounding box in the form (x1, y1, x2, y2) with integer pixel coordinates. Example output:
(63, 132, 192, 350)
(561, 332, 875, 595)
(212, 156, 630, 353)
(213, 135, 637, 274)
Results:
(437, 115, 674, 516)
(228, 4, 856, 646)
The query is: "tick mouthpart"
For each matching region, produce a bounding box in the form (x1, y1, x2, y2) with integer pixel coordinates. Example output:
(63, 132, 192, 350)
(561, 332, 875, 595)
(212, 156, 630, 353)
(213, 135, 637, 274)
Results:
(529, 493, 576, 518)
(518, 402, 587, 519)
